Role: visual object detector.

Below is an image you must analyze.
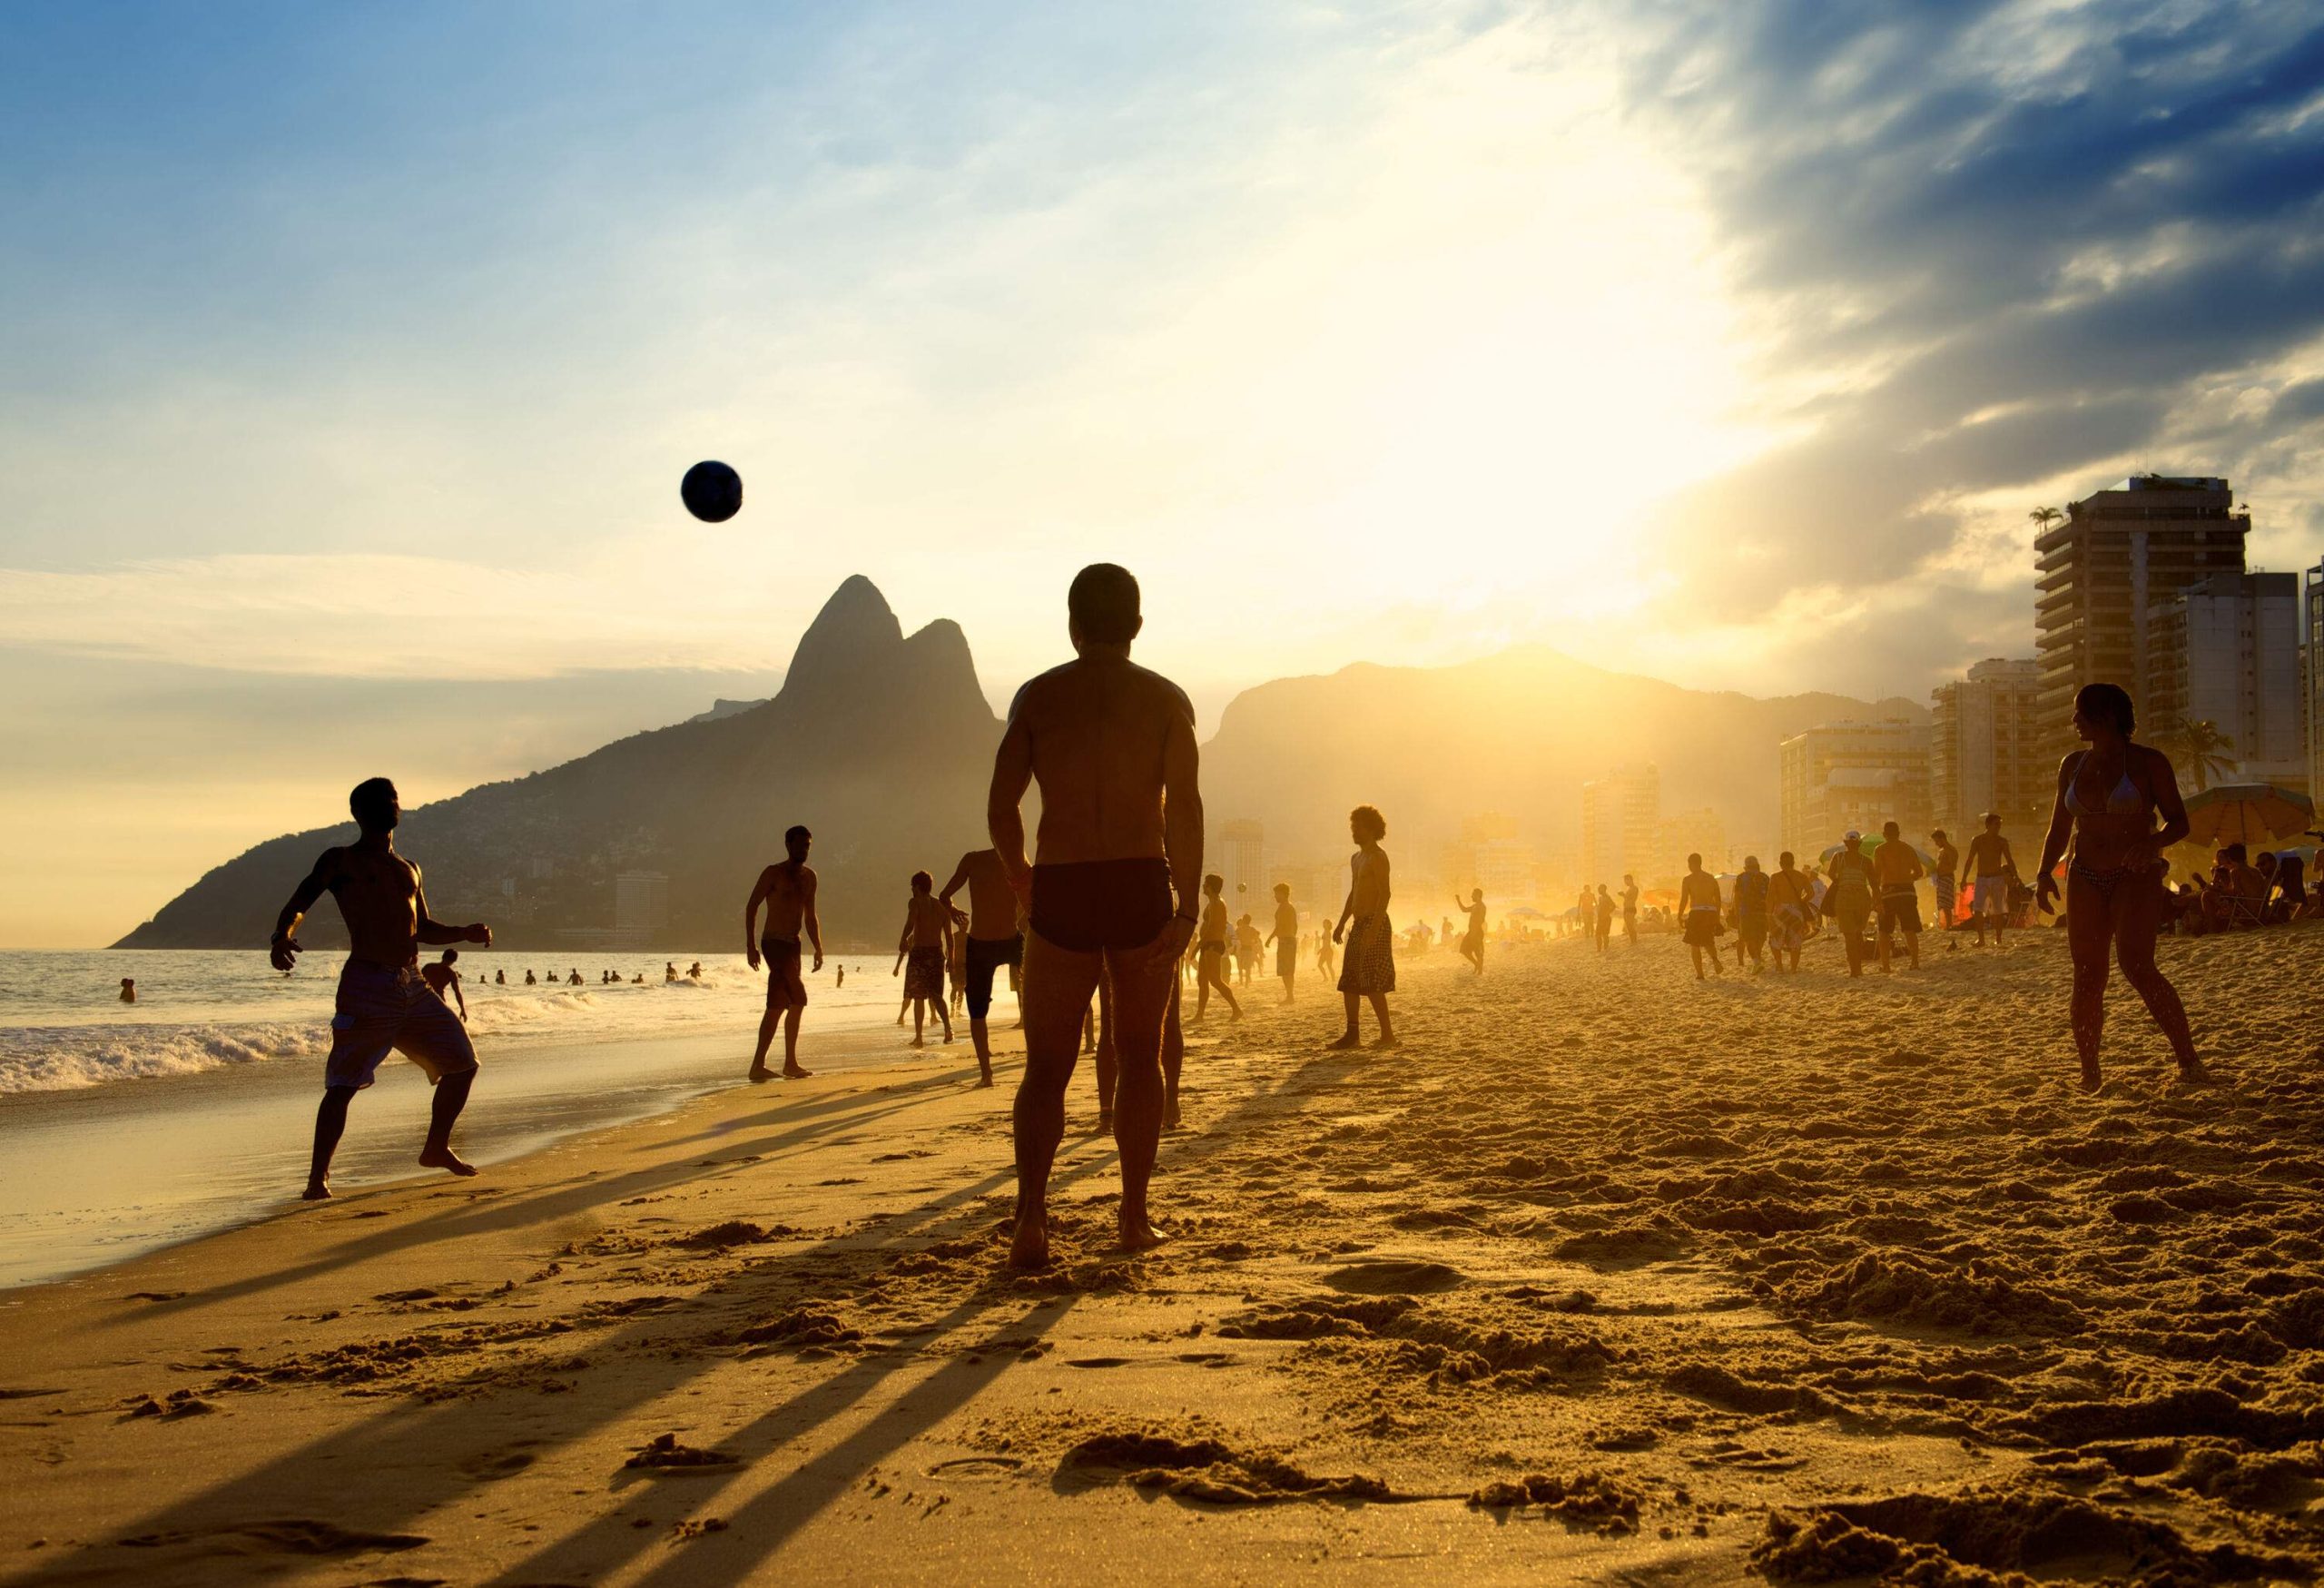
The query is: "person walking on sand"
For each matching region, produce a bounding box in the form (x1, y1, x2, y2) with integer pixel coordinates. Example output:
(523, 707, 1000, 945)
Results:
(1315, 921, 1335, 979)
(1595, 884, 1615, 952)
(269, 777, 489, 1201)
(1236, 912, 1263, 988)
(1768, 852, 1813, 972)
(1964, 813, 2020, 947)
(1330, 804, 1397, 1049)
(1873, 819, 1926, 972)
(988, 562, 1202, 1267)
(1825, 832, 1877, 977)
(743, 824, 823, 1081)
(2035, 683, 2204, 1091)
(1731, 856, 1768, 972)
(1620, 875, 1639, 946)
(1193, 874, 1242, 1022)
(1930, 828, 1961, 943)
(1454, 888, 1487, 975)
(892, 871, 954, 1048)
(1679, 853, 1724, 978)
(938, 846, 1023, 1089)
(1267, 883, 1301, 1001)
(419, 948, 468, 1022)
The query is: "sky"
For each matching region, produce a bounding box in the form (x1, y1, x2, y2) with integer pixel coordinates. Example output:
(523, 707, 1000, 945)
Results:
(5, 0, 2324, 945)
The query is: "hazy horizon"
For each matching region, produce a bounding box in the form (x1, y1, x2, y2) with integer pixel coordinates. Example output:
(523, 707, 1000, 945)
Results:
(7, 1, 2324, 943)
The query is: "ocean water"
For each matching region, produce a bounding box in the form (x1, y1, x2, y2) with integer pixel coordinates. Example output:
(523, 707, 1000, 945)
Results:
(0, 948, 960, 1094)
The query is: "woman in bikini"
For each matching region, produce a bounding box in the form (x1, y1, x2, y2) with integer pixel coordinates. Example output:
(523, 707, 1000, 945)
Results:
(2034, 682, 2203, 1090)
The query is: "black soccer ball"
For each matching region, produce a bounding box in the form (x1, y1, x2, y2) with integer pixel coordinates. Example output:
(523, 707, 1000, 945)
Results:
(681, 460, 743, 523)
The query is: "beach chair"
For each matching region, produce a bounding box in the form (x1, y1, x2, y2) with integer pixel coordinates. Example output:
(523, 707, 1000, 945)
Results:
(2219, 890, 2267, 931)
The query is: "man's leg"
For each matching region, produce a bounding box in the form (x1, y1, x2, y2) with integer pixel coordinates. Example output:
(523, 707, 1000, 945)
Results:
(1332, 989, 1362, 1047)
(1160, 979, 1183, 1129)
(306, 1087, 356, 1198)
(911, 998, 926, 1047)
(1010, 931, 1102, 1267)
(782, 1005, 807, 1077)
(749, 1002, 782, 1080)
(1104, 932, 1177, 1250)
(1905, 927, 1921, 970)
(1094, 974, 1118, 1128)
(420, 1069, 477, 1173)
(1367, 991, 1394, 1046)
(966, 948, 997, 1087)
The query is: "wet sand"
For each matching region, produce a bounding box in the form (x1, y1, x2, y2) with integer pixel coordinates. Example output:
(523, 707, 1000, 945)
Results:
(2, 927, 2320, 1585)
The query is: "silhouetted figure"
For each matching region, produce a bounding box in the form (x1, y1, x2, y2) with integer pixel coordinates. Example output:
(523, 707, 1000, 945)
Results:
(118, 977, 135, 1003)
(2036, 683, 2203, 1090)
(1621, 874, 1639, 945)
(1268, 883, 1302, 1000)
(1768, 852, 1812, 972)
(1330, 804, 1396, 1048)
(1732, 856, 1768, 972)
(743, 824, 823, 1080)
(1825, 832, 1876, 977)
(1235, 912, 1261, 987)
(1679, 853, 1724, 979)
(1930, 828, 1961, 938)
(1964, 813, 2019, 946)
(1454, 889, 1486, 975)
(525, 969, 537, 985)
(1194, 874, 1242, 1022)
(990, 563, 1199, 1268)
(940, 847, 1021, 1088)
(1873, 819, 1925, 972)
(495, 969, 505, 985)
(566, 969, 582, 987)
(665, 962, 677, 982)
(269, 777, 488, 1200)
(1595, 883, 1614, 951)
(893, 870, 954, 1048)
(420, 948, 468, 1021)
(687, 962, 703, 980)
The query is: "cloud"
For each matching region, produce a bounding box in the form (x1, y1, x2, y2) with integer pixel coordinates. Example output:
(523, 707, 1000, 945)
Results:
(1616, 0, 2324, 661)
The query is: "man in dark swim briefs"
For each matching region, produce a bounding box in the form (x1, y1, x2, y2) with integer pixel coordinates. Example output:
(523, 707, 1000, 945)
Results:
(988, 562, 1202, 1269)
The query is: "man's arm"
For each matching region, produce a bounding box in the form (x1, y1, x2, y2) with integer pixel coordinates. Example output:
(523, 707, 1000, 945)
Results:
(453, 979, 468, 1021)
(802, 870, 823, 970)
(936, 855, 973, 910)
(895, 911, 911, 971)
(987, 701, 1036, 897)
(2144, 745, 2190, 859)
(270, 849, 341, 971)
(1160, 705, 1204, 957)
(416, 880, 489, 949)
(743, 867, 773, 969)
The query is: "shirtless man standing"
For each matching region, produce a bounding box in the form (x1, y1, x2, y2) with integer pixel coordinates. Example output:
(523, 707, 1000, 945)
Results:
(269, 777, 490, 1200)
(1963, 812, 2019, 947)
(939, 846, 1022, 1087)
(1930, 828, 1961, 937)
(892, 872, 955, 1048)
(419, 948, 468, 1022)
(989, 563, 1201, 1268)
(743, 824, 823, 1080)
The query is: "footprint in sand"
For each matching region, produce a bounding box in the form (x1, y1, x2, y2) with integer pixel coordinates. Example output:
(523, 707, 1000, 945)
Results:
(1322, 1258, 1465, 1295)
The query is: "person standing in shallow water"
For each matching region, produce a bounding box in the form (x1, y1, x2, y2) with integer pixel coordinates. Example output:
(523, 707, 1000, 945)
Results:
(1330, 804, 1397, 1049)
(988, 562, 1201, 1268)
(2035, 682, 2204, 1091)
(270, 777, 489, 1200)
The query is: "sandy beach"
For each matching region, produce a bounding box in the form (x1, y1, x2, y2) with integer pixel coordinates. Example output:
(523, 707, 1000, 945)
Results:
(3, 926, 2320, 1586)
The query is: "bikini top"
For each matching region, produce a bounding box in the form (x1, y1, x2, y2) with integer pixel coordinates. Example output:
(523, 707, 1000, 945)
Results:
(2063, 752, 2149, 817)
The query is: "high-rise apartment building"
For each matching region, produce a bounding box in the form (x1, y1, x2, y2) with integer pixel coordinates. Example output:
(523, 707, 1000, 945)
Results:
(1778, 723, 1932, 857)
(1216, 819, 1267, 911)
(2146, 572, 2303, 787)
(1929, 658, 2046, 838)
(1580, 764, 1659, 886)
(2034, 475, 2250, 755)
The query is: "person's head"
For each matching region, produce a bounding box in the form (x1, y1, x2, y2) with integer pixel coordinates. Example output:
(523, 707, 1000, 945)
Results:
(1882, 821, 1901, 842)
(2259, 851, 2279, 873)
(2073, 682, 2136, 742)
(1744, 854, 1762, 873)
(1983, 812, 2001, 833)
(120, 977, 133, 988)
(1349, 804, 1386, 844)
(1067, 563, 1142, 653)
(1932, 827, 1949, 845)
(1470, 888, 1483, 902)
(1204, 873, 1225, 898)
(1779, 850, 1796, 870)
(784, 824, 812, 861)
(1599, 883, 1610, 894)
(1239, 912, 1252, 925)
(1845, 830, 1863, 850)
(1274, 882, 1290, 902)
(2221, 843, 2248, 866)
(349, 776, 399, 834)
(1623, 873, 1635, 885)
(441, 948, 458, 964)
(1686, 852, 1703, 872)
(911, 869, 932, 893)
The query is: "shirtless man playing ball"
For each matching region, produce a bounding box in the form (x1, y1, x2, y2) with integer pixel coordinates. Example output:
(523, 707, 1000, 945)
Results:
(744, 824, 824, 1081)
(989, 563, 1202, 1268)
(270, 777, 492, 1200)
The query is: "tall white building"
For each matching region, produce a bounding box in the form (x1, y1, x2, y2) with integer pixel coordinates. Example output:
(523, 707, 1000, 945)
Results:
(2147, 572, 2302, 787)
(1580, 764, 1659, 887)
(1216, 819, 1267, 911)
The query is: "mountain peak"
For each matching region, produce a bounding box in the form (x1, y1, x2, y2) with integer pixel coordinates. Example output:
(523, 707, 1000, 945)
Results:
(784, 576, 905, 696)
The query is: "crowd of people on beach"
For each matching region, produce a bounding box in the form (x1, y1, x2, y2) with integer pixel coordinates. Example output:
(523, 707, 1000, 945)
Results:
(252, 567, 2217, 1258)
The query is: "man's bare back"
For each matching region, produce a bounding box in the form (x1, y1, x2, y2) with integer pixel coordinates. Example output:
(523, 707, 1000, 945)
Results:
(1000, 656, 1193, 869)
(940, 849, 1019, 940)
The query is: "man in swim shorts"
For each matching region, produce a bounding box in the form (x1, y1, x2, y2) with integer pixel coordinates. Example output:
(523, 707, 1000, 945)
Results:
(989, 563, 1201, 1268)
(940, 845, 1023, 1086)
(1873, 819, 1925, 971)
(1963, 812, 2019, 947)
(269, 777, 492, 1201)
(743, 824, 823, 1080)
(1929, 828, 1960, 938)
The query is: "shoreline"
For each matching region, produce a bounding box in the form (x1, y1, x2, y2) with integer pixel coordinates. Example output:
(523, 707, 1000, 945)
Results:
(5, 935, 2319, 1586)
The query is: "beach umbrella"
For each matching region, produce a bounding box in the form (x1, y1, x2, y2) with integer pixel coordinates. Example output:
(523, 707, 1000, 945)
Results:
(1507, 906, 1547, 920)
(2183, 784, 2315, 849)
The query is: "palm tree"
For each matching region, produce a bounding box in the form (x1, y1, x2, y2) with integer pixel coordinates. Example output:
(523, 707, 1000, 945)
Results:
(2029, 505, 2063, 535)
(2153, 715, 2236, 793)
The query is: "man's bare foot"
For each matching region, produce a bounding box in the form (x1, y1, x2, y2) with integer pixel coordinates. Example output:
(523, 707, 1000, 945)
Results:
(2171, 1058, 2212, 1087)
(1007, 1213, 1051, 1270)
(747, 1065, 774, 1083)
(2079, 1058, 2102, 1092)
(1117, 1214, 1167, 1254)
(1163, 1103, 1182, 1131)
(783, 1064, 812, 1080)
(1370, 1034, 1399, 1050)
(976, 1071, 994, 1090)
(1326, 1031, 1361, 1050)
(301, 1179, 331, 1201)
(419, 1146, 478, 1178)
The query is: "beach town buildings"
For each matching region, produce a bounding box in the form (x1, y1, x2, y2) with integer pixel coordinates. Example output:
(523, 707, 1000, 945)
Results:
(1439, 814, 1535, 905)
(1580, 764, 1659, 886)
(1778, 722, 1932, 859)
(1651, 807, 1730, 883)
(2145, 572, 2304, 789)
(613, 871, 670, 944)
(1216, 819, 1267, 912)
(1929, 658, 2047, 839)
(2034, 475, 2251, 760)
